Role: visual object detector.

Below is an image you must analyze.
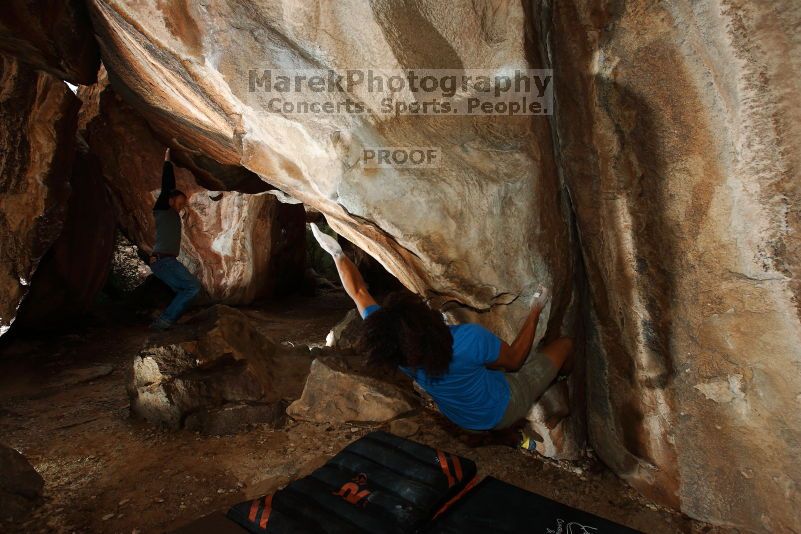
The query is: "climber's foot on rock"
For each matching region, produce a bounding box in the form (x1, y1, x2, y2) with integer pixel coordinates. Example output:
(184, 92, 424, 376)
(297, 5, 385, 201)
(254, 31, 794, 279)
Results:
(536, 380, 571, 427)
(519, 429, 545, 454)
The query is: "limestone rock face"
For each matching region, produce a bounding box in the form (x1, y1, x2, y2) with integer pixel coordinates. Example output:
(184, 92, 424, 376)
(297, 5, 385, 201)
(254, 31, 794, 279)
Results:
(79, 71, 306, 303)
(128, 305, 284, 433)
(535, 1, 801, 530)
(14, 148, 116, 330)
(84, 0, 577, 342)
(287, 358, 414, 424)
(0, 54, 79, 337)
(0, 0, 100, 85)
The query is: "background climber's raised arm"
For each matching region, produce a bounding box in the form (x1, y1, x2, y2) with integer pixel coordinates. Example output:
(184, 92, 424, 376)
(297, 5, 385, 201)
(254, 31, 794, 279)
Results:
(310, 223, 377, 314)
(154, 147, 175, 211)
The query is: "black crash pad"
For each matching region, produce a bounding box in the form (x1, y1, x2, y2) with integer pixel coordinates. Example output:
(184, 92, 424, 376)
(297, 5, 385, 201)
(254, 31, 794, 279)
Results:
(426, 476, 641, 534)
(226, 430, 477, 534)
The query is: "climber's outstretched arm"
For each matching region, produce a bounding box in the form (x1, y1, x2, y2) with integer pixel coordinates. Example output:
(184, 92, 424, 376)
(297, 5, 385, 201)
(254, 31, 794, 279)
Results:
(310, 223, 377, 314)
(333, 254, 378, 314)
(489, 287, 549, 371)
(154, 148, 175, 211)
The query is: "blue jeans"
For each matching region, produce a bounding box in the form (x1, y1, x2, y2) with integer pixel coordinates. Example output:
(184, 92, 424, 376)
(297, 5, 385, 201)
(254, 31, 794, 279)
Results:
(150, 257, 201, 323)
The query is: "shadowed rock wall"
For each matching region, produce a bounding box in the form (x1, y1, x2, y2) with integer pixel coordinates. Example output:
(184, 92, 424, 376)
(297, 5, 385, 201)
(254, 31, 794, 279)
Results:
(533, 0, 801, 529)
(0, 54, 79, 335)
(0, 0, 100, 85)
(14, 146, 116, 330)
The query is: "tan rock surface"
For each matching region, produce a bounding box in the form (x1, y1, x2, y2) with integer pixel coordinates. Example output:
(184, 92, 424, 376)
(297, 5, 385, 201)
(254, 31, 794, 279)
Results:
(536, 0, 801, 529)
(84, 0, 578, 341)
(287, 357, 414, 424)
(0, 54, 79, 336)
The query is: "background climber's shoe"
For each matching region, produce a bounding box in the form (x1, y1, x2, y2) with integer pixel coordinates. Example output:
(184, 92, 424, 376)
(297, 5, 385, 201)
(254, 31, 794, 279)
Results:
(149, 317, 173, 331)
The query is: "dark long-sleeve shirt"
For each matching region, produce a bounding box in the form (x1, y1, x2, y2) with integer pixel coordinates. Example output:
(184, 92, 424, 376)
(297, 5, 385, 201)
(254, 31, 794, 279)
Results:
(152, 161, 182, 255)
(154, 160, 175, 210)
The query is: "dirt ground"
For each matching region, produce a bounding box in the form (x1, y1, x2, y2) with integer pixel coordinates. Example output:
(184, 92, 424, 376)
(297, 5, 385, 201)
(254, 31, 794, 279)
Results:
(0, 291, 733, 534)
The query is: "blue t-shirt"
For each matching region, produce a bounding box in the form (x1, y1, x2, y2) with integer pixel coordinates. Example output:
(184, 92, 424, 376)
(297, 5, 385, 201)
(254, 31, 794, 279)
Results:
(361, 305, 510, 430)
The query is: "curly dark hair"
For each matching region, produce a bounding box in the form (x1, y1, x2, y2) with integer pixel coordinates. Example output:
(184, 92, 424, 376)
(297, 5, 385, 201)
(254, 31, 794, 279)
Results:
(357, 290, 453, 378)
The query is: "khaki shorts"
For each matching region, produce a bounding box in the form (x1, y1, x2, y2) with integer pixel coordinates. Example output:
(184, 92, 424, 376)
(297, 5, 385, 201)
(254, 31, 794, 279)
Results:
(494, 348, 559, 429)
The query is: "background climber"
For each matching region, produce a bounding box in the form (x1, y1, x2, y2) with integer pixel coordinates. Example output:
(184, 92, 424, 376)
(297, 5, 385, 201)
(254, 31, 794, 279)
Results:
(147, 148, 201, 330)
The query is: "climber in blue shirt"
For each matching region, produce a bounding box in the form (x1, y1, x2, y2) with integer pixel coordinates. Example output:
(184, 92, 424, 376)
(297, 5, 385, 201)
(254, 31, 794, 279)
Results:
(310, 223, 574, 432)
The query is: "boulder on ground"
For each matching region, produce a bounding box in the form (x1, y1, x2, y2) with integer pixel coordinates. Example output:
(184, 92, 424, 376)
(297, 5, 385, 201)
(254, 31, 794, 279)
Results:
(0, 443, 43, 521)
(128, 305, 284, 434)
(287, 358, 414, 424)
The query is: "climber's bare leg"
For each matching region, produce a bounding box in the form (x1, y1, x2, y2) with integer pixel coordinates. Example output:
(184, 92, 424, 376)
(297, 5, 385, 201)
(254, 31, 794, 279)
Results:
(494, 336, 575, 431)
(540, 337, 574, 375)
